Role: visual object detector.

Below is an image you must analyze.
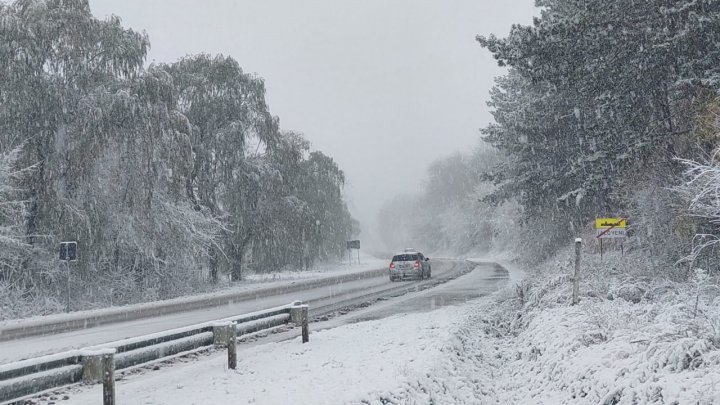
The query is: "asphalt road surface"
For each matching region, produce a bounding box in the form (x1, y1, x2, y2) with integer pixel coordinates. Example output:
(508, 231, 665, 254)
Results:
(0, 258, 470, 364)
(319, 260, 508, 327)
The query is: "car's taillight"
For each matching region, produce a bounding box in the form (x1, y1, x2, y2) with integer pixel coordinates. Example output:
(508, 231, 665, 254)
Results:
(389, 262, 395, 269)
(414, 260, 421, 269)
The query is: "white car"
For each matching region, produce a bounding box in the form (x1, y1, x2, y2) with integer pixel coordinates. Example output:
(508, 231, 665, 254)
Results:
(389, 251, 431, 281)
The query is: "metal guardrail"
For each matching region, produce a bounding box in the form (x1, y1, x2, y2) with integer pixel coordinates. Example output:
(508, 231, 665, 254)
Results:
(0, 302, 308, 405)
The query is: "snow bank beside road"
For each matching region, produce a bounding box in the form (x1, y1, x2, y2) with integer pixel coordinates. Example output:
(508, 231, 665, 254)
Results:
(493, 299, 720, 404)
(457, 248, 720, 404)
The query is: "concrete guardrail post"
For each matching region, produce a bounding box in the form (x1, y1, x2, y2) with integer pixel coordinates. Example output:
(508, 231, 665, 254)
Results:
(81, 348, 116, 405)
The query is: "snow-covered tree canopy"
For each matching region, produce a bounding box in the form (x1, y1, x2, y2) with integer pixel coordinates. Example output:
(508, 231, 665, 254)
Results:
(477, 0, 720, 260)
(0, 0, 354, 317)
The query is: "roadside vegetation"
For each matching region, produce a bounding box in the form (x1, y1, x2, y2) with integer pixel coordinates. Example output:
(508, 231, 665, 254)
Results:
(0, 0, 355, 319)
(376, 1, 720, 401)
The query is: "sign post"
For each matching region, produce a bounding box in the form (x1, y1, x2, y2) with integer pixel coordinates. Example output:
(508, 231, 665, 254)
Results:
(346, 240, 360, 265)
(59, 241, 78, 313)
(594, 218, 627, 260)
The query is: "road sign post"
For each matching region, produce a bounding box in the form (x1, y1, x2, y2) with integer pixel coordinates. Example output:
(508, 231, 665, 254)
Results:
(59, 241, 78, 313)
(594, 218, 627, 260)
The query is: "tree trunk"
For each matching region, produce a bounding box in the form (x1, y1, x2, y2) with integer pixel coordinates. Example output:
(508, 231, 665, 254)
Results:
(209, 245, 219, 284)
(230, 235, 252, 282)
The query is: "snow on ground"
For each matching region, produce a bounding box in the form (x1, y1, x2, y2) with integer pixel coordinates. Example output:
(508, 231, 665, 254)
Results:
(51, 261, 511, 405)
(460, 248, 720, 404)
(64, 305, 467, 405)
(468, 255, 525, 285)
(36, 251, 720, 404)
(488, 298, 720, 404)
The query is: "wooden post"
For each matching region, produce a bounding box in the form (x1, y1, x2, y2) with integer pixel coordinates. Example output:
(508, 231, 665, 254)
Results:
(301, 305, 309, 343)
(289, 303, 303, 325)
(212, 322, 236, 369)
(227, 324, 237, 370)
(573, 238, 581, 305)
(212, 322, 233, 346)
(101, 351, 115, 405)
(82, 348, 116, 405)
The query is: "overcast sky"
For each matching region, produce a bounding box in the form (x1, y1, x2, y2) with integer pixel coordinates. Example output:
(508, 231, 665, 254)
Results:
(89, 0, 536, 248)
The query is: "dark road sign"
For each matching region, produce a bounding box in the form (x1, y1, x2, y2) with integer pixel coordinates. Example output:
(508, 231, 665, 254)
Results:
(60, 241, 78, 261)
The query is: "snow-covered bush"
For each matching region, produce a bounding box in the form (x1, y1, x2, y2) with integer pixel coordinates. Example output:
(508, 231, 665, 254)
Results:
(446, 247, 720, 404)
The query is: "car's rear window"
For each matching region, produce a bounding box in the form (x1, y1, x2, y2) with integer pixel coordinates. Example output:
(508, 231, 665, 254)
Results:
(392, 254, 419, 261)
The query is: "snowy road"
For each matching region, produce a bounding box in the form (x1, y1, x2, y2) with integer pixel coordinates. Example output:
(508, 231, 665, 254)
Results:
(54, 260, 508, 405)
(347, 261, 507, 322)
(0, 259, 468, 364)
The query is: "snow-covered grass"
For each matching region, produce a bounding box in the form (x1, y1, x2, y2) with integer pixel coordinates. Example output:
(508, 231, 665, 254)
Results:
(456, 246, 720, 404)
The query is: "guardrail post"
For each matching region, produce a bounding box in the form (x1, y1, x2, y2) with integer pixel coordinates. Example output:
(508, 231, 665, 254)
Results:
(301, 305, 309, 343)
(102, 351, 115, 405)
(212, 322, 233, 346)
(227, 325, 237, 370)
(289, 302, 309, 343)
(82, 348, 116, 405)
(289, 301, 304, 324)
(213, 322, 237, 369)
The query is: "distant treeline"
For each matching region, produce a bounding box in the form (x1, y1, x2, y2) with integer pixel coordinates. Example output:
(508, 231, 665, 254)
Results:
(0, 0, 354, 317)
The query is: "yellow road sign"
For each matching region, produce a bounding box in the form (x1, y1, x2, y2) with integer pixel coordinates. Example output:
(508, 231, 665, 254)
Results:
(595, 218, 626, 229)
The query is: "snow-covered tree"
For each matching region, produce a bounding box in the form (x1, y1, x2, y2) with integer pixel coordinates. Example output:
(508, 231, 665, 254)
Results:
(0, 146, 31, 283)
(477, 0, 720, 257)
(0, 0, 355, 314)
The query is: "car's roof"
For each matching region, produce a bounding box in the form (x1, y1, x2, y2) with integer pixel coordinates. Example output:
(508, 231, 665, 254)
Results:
(393, 251, 422, 256)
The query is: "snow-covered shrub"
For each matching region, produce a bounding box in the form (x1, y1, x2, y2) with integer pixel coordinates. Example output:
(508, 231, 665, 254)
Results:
(465, 247, 720, 404)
